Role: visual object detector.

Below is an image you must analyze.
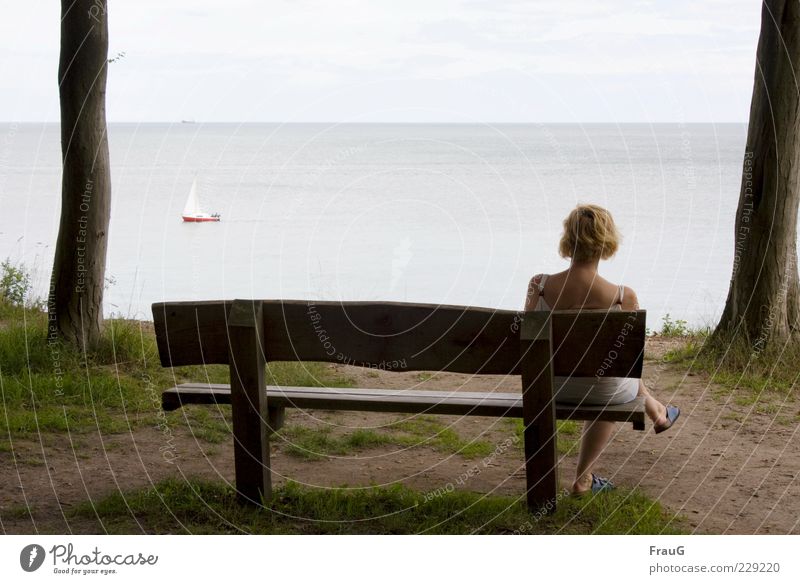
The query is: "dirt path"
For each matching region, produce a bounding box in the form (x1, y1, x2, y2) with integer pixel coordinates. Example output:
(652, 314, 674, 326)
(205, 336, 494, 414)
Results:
(2, 339, 799, 534)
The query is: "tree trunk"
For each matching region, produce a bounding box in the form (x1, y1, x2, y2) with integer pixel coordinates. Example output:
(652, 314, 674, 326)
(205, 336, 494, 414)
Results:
(50, 0, 111, 350)
(716, 0, 800, 346)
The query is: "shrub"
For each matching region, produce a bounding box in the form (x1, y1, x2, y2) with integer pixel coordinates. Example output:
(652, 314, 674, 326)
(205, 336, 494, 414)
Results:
(0, 259, 31, 307)
(659, 313, 689, 337)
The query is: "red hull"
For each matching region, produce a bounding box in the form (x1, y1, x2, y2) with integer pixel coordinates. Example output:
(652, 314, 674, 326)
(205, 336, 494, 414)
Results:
(182, 216, 220, 222)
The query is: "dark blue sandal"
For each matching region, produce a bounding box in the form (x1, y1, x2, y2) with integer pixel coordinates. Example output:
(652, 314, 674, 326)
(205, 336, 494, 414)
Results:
(655, 405, 680, 434)
(590, 473, 615, 494)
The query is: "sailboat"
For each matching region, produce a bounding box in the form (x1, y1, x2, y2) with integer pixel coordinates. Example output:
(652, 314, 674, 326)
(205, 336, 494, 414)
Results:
(181, 177, 220, 222)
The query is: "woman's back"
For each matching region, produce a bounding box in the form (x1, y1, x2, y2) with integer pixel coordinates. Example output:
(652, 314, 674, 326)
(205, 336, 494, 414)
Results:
(526, 269, 638, 312)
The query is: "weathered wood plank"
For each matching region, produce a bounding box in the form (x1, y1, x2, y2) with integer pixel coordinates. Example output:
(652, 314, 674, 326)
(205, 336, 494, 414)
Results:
(227, 300, 271, 506)
(259, 300, 520, 374)
(520, 311, 558, 513)
(152, 300, 645, 378)
(161, 383, 647, 428)
(547, 309, 646, 380)
(153, 300, 232, 367)
(267, 406, 285, 433)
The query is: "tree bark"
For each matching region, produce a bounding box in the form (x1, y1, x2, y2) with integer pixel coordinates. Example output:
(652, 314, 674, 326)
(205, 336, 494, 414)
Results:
(716, 0, 800, 346)
(50, 0, 111, 350)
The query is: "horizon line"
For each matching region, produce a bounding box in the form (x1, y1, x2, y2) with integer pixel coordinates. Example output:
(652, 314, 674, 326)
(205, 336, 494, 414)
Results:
(1, 120, 750, 125)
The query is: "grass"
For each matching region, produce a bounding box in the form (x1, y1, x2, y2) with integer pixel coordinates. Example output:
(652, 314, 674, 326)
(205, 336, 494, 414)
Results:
(276, 425, 395, 458)
(4, 504, 35, 520)
(660, 336, 706, 363)
(68, 477, 685, 535)
(655, 322, 800, 427)
(2, 299, 686, 535)
(508, 418, 582, 455)
(181, 408, 231, 444)
(662, 330, 799, 404)
(0, 302, 353, 446)
(276, 415, 494, 460)
(388, 415, 494, 457)
(265, 361, 353, 389)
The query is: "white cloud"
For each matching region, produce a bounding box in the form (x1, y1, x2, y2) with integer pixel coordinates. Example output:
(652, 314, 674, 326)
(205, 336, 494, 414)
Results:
(0, 0, 764, 122)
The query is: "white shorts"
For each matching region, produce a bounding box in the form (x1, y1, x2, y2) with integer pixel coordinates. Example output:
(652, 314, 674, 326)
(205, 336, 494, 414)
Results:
(553, 376, 639, 406)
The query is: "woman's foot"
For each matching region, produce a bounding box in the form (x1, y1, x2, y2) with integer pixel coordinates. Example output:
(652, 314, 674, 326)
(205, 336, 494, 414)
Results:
(571, 473, 615, 496)
(638, 382, 677, 430)
(654, 405, 680, 434)
(645, 397, 669, 426)
(572, 473, 592, 495)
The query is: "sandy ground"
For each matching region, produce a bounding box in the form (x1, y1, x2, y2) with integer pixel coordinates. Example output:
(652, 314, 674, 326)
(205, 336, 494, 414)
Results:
(1, 338, 799, 534)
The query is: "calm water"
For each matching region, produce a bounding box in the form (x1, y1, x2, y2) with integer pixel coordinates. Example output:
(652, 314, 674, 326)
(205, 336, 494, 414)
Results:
(0, 122, 748, 327)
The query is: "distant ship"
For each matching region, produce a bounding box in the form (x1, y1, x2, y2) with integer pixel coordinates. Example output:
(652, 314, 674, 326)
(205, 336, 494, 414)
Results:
(182, 178, 220, 222)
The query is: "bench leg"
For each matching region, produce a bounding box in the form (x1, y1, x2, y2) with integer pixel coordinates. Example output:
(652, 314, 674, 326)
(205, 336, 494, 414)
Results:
(520, 313, 559, 514)
(228, 300, 272, 506)
(267, 406, 285, 433)
(522, 419, 558, 513)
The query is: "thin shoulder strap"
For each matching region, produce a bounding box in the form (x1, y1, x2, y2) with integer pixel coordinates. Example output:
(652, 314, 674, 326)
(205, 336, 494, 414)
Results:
(536, 274, 549, 295)
(617, 284, 625, 305)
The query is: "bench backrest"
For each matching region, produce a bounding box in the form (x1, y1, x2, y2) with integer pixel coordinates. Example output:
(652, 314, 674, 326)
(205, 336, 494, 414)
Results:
(152, 300, 645, 378)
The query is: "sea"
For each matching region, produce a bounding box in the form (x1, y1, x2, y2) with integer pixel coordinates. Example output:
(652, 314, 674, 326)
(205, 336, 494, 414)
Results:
(0, 122, 750, 328)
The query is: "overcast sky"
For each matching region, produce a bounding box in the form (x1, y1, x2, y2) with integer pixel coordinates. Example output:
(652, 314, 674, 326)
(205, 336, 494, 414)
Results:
(1, 0, 763, 123)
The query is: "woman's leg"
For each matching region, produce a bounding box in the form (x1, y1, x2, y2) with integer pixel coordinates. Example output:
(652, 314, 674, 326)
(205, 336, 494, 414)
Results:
(638, 379, 668, 426)
(573, 419, 616, 493)
(572, 381, 674, 493)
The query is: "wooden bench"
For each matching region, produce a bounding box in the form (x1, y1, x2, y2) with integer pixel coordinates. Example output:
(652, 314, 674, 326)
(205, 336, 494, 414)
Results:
(152, 299, 646, 512)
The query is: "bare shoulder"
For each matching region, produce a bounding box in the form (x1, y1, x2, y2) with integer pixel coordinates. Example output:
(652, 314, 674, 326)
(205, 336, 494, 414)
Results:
(524, 274, 542, 307)
(528, 273, 548, 290)
(621, 286, 639, 310)
(526, 274, 538, 291)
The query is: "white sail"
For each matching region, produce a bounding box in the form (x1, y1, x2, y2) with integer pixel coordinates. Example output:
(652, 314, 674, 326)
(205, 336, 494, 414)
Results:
(183, 178, 201, 216)
(182, 176, 219, 221)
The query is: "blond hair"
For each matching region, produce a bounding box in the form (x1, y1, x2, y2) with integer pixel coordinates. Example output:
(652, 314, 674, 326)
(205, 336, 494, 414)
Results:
(558, 204, 620, 262)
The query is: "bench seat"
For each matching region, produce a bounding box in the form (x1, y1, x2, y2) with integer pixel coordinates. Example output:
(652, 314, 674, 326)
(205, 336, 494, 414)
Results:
(163, 383, 646, 430)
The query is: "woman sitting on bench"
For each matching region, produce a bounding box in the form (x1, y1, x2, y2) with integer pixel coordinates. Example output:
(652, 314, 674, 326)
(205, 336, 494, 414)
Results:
(524, 204, 680, 496)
